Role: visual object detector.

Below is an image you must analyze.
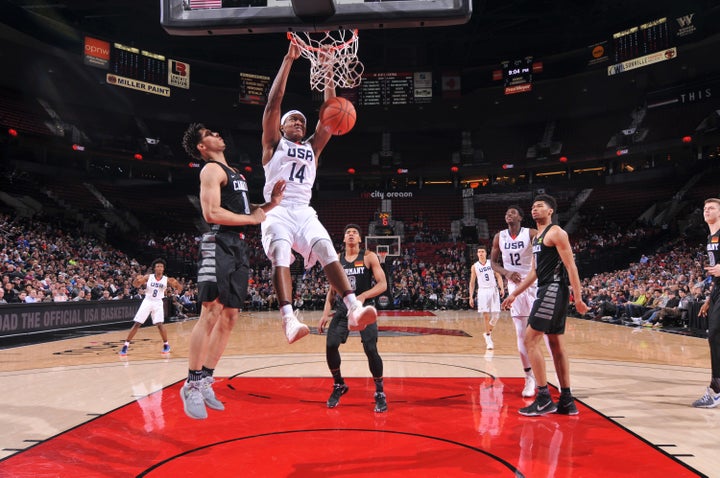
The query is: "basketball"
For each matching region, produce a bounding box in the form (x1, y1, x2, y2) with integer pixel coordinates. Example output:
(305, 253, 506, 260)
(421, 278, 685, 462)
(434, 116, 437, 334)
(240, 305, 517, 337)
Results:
(319, 97, 357, 136)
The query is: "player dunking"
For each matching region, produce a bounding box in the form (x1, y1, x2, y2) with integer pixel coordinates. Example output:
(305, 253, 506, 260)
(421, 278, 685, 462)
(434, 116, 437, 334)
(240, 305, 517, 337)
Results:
(261, 43, 377, 344)
(502, 194, 588, 416)
(319, 224, 388, 412)
(491, 206, 538, 397)
(469, 245, 504, 350)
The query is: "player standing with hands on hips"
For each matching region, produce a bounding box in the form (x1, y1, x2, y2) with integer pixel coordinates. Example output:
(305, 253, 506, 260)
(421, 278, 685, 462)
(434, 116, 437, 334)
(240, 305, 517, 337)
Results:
(119, 258, 182, 356)
(260, 42, 377, 344)
(502, 194, 588, 416)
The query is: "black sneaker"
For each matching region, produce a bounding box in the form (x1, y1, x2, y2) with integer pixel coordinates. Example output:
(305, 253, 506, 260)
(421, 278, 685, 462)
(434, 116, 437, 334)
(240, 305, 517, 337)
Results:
(374, 392, 388, 413)
(519, 397, 557, 416)
(556, 397, 579, 415)
(327, 384, 349, 408)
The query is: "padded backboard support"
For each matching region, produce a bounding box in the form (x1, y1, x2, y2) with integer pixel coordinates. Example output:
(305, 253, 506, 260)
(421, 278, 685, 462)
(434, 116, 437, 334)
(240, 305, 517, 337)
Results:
(161, 0, 472, 35)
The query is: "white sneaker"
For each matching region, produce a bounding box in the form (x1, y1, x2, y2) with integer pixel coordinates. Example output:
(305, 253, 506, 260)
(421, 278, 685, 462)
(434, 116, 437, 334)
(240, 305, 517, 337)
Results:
(180, 381, 208, 420)
(283, 312, 309, 344)
(347, 302, 377, 331)
(522, 375, 536, 398)
(200, 376, 225, 411)
(484, 333, 494, 350)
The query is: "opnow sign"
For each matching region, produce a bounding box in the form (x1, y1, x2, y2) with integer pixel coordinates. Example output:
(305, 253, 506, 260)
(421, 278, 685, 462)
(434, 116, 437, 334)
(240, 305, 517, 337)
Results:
(84, 37, 110, 69)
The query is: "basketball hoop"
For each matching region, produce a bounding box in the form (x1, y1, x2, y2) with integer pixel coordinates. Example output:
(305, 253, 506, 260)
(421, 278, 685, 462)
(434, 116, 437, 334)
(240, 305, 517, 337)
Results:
(378, 251, 388, 264)
(287, 30, 364, 91)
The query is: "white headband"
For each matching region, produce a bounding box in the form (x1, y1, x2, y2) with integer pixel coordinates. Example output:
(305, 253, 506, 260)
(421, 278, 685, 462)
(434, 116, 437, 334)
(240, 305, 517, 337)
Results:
(281, 110, 306, 125)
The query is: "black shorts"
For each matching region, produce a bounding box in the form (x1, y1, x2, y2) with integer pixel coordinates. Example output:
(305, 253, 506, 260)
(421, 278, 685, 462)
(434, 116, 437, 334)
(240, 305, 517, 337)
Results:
(327, 308, 379, 347)
(196, 231, 249, 309)
(528, 282, 569, 334)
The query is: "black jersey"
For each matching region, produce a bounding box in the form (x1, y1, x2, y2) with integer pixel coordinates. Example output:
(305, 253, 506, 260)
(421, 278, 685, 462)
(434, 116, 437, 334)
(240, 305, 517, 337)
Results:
(205, 160, 251, 232)
(533, 224, 568, 287)
(708, 230, 720, 295)
(335, 249, 372, 314)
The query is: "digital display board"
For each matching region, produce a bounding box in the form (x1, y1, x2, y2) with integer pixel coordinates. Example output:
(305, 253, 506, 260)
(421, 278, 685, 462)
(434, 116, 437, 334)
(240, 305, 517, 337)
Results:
(503, 57, 533, 95)
(111, 43, 167, 85)
(612, 17, 670, 63)
(607, 17, 676, 76)
(238, 72, 271, 105)
(358, 72, 432, 106)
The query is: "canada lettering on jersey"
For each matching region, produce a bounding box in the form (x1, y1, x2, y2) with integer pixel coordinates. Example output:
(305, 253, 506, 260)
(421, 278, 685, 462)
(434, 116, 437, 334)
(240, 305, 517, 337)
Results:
(232, 179, 248, 192)
(287, 147, 314, 161)
(504, 241, 526, 249)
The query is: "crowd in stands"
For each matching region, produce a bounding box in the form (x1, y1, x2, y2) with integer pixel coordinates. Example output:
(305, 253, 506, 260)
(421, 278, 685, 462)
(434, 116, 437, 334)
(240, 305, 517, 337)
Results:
(1, 208, 713, 334)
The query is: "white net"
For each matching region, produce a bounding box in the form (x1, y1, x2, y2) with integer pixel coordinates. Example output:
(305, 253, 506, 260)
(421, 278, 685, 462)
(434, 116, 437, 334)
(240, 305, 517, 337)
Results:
(287, 30, 364, 91)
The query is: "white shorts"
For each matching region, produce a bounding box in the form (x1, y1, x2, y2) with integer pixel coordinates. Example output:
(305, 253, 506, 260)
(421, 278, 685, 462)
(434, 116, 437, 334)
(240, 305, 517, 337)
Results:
(133, 299, 165, 325)
(261, 204, 333, 269)
(476, 288, 500, 314)
(508, 279, 537, 318)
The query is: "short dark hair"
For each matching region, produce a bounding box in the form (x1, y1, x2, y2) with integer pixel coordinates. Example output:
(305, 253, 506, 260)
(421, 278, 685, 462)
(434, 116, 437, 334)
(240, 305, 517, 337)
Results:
(507, 205, 524, 218)
(182, 122, 205, 160)
(477, 245, 488, 252)
(151, 258, 167, 269)
(534, 194, 557, 211)
(344, 224, 362, 235)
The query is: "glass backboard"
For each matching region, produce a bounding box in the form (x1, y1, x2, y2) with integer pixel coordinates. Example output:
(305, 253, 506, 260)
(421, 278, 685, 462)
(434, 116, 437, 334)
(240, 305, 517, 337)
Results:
(161, 0, 472, 35)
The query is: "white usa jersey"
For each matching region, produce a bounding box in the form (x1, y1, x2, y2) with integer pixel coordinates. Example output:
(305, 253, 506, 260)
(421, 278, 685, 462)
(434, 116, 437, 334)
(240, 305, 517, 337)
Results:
(499, 227, 533, 275)
(474, 261, 498, 288)
(145, 275, 167, 302)
(263, 136, 316, 206)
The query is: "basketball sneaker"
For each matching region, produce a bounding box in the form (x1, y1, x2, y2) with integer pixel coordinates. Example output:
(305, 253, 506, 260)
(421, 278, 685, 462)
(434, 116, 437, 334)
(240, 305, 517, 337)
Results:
(161, 343, 171, 354)
(692, 387, 720, 408)
(556, 396, 580, 415)
(180, 381, 208, 419)
(374, 392, 388, 413)
(347, 302, 377, 331)
(522, 375, 536, 398)
(519, 396, 557, 416)
(327, 383, 349, 408)
(484, 333, 494, 350)
(283, 311, 309, 344)
(200, 376, 225, 411)
(119, 344, 128, 356)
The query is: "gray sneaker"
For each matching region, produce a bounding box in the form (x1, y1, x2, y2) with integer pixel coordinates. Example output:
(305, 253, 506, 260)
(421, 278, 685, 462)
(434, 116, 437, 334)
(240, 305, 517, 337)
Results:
(692, 387, 720, 408)
(181, 381, 208, 419)
(201, 376, 225, 411)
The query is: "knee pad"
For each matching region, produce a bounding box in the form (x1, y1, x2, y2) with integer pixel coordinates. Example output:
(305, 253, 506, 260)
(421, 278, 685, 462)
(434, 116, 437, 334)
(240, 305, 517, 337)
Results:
(268, 239, 292, 268)
(312, 239, 338, 268)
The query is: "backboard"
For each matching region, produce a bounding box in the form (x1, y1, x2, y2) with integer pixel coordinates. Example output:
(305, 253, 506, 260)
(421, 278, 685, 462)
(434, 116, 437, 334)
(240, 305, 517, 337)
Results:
(365, 235, 401, 257)
(161, 0, 472, 35)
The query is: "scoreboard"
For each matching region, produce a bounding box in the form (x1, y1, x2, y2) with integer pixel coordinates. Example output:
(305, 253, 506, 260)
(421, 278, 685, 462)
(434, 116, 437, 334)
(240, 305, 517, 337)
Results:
(358, 72, 432, 106)
(612, 17, 670, 63)
(110, 43, 167, 85)
(607, 17, 677, 76)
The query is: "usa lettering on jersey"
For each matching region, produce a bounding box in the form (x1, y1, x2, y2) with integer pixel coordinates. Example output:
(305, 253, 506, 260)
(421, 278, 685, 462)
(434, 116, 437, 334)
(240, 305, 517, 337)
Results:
(287, 146, 314, 161)
(504, 241, 526, 249)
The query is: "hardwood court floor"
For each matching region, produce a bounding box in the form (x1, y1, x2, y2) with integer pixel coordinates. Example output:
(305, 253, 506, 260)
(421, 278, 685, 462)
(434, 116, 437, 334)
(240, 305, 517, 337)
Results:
(0, 310, 716, 477)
